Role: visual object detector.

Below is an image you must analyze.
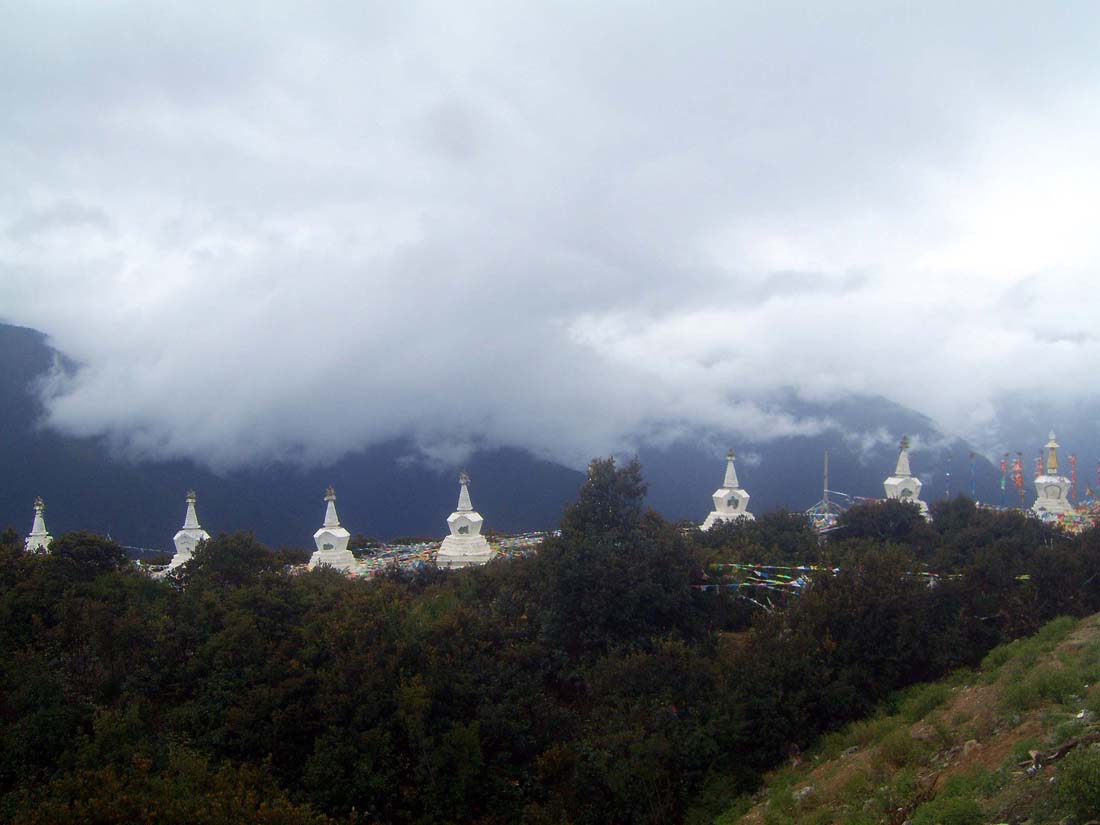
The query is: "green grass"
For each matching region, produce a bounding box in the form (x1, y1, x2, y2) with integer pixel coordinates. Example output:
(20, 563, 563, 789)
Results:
(911, 795, 983, 825)
(897, 682, 952, 723)
(1002, 661, 1086, 712)
(716, 615, 1097, 824)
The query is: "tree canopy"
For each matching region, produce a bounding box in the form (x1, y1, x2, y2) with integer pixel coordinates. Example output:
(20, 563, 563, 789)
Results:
(0, 462, 1097, 823)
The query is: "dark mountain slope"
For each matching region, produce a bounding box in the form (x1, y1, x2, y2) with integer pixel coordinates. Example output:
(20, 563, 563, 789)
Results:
(0, 322, 1019, 548)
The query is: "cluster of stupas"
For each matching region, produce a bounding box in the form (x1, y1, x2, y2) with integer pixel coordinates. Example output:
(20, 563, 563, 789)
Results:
(699, 436, 932, 530)
(16, 430, 1095, 562)
(161, 472, 493, 572)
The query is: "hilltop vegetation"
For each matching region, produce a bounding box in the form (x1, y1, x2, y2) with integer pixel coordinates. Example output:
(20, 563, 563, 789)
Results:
(1, 460, 1100, 823)
(730, 613, 1100, 824)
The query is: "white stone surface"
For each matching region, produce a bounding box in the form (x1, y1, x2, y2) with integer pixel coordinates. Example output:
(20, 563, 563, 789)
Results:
(24, 496, 52, 553)
(437, 472, 493, 569)
(701, 450, 754, 530)
(883, 436, 929, 517)
(169, 490, 211, 569)
(309, 486, 356, 572)
(1032, 431, 1074, 516)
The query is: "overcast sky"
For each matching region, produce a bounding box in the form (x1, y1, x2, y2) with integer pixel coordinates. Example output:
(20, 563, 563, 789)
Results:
(2, 1, 1099, 470)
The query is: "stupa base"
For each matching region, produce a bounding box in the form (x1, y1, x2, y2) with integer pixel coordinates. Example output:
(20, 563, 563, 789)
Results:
(436, 536, 493, 569)
(701, 511, 754, 531)
(309, 549, 357, 572)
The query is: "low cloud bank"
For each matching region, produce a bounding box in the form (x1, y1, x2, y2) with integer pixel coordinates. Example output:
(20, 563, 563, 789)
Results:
(3, 2, 1099, 469)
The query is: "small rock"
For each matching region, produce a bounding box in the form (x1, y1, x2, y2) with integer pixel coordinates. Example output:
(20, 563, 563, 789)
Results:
(962, 739, 981, 757)
(792, 784, 814, 801)
(842, 746, 859, 757)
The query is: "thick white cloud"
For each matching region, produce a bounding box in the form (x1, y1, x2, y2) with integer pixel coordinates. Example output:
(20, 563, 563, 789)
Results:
(3, 1, 1100, 469)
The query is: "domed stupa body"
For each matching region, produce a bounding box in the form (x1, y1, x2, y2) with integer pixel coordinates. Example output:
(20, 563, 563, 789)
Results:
(24, 497, 53, 553)
(309, 486, 356, 572)
(1032, 431, 1074, 517)
(169, 490, 211, 570)
(883, 437, 929, 518)
(436, 472, 493, 569)
(701, 450, 754, 530)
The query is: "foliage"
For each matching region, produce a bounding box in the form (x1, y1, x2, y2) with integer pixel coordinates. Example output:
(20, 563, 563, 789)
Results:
(910, 795, 984, 825)
(835, 499, 934, 549)
(2, 473, 1100, 823)
(1056, 746, 1100, 819)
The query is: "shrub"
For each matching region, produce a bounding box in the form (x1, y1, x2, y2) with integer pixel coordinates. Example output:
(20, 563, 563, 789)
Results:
(1002, 677, 1042, 712)
(878, 728, 927, 768)
(1002, 663, 1082, 712)
(1036, 615, 1078, 645)
(1086, 683, 1100, 715)
(981, 642, 1015, 673)
(898, 682, 951, 723)
(1056, 746, 1100, 819)
(1033, 664, 1083, 704)
(848, 714, 900, 748)
(911, 795, 983, 825)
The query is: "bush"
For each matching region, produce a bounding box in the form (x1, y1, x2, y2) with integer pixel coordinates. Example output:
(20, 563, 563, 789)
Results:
(1056, 746, 1100, 819)
(1002, 677, 1042, 712)
(848, 714, 901, 748)
(878, 728, 927, 768)
(1003, 664, 1083, 712)
(1036, 615, 1078, 645)
(980, 642, 1015, 672)
(911, 795, 983, 825)
(898, 682, 951, 723)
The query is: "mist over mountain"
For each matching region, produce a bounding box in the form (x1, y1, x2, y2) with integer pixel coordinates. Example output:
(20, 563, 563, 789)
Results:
(5, 322, 1070, 550)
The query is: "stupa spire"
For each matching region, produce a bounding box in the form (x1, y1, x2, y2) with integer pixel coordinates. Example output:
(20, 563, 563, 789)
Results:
(1046, 431, 1060, 475)
(723, 449, 740, 489)
(323, 485, 341, 528)
(894, 437, 913, 477)
(182, 489, 201, 529)
(24, 496, 53, 553)
(457, 471, 473, 512)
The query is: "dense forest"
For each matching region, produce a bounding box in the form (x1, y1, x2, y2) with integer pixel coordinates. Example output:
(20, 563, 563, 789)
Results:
(2, 458, 1100, 824)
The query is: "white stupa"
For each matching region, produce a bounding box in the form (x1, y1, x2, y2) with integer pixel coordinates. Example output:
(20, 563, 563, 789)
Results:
(701, 449, 754, 530)
(883, 436, 929, 517)
(309, 486, 356, 572)
(169, 490, 211, 570)
(24, 496, 53, 553)
(436, 472, 493, 569)
(1032, 431, 1074, 516)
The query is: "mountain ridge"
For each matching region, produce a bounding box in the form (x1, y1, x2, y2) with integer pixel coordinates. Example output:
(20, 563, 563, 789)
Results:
(0, 322, 1023, 548)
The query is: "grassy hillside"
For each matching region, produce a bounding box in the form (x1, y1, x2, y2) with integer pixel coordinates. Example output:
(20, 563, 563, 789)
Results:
(721, 614, 1100, 825)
